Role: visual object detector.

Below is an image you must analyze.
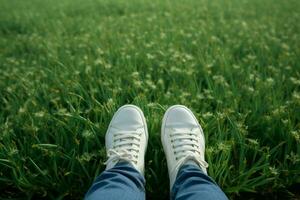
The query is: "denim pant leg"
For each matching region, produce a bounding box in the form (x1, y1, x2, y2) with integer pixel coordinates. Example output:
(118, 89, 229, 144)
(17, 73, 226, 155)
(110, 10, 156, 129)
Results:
(85, 161, 145, 200)
(171, 164, 228, 200)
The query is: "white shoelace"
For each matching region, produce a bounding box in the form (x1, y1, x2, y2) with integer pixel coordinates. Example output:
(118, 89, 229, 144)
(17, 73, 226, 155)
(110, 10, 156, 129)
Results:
(170, 129, 208, 169)
(105, 129, 141, 165)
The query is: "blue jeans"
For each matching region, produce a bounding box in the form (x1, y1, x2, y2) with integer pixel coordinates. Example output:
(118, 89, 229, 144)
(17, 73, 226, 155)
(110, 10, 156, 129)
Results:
(85, 161, 228, 200)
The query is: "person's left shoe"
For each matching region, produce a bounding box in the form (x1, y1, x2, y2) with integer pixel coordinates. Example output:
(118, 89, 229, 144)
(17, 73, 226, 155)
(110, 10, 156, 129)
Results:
(105, 105, 148, 175)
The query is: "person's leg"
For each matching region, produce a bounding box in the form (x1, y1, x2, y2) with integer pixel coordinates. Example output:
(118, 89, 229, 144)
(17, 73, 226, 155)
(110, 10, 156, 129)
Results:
(161, 105, 228, 200)
(171, 163, 228, 200)
(85, 161, 145, 200)
(85, 105, 148, 200)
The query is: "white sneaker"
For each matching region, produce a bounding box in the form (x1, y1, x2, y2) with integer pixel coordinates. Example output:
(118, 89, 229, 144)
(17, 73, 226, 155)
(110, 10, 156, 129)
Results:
(105, 105, 148, 175)
(161, 105, 208, 188)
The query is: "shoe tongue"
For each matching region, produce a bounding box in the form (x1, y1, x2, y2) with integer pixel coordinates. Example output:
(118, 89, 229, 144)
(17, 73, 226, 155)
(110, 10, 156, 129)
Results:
(172, 127, 196, 146)
(185, 159, 199, 167)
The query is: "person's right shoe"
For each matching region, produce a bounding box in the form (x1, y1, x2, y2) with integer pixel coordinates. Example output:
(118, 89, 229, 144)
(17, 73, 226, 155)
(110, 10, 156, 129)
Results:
(161, 105, 209, 189)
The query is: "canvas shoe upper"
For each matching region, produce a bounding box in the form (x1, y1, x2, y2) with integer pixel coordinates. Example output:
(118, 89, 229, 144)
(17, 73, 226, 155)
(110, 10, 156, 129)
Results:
(105, 105, 148, 175)
(161, 105, 208, 188)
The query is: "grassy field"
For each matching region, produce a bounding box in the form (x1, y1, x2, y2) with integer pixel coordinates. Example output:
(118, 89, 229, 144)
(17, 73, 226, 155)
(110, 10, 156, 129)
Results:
(0, 0, 300, 199)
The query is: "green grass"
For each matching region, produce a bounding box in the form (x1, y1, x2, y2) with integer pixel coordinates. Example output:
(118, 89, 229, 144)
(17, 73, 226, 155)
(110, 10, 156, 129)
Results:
(0, 0, 300, 199)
